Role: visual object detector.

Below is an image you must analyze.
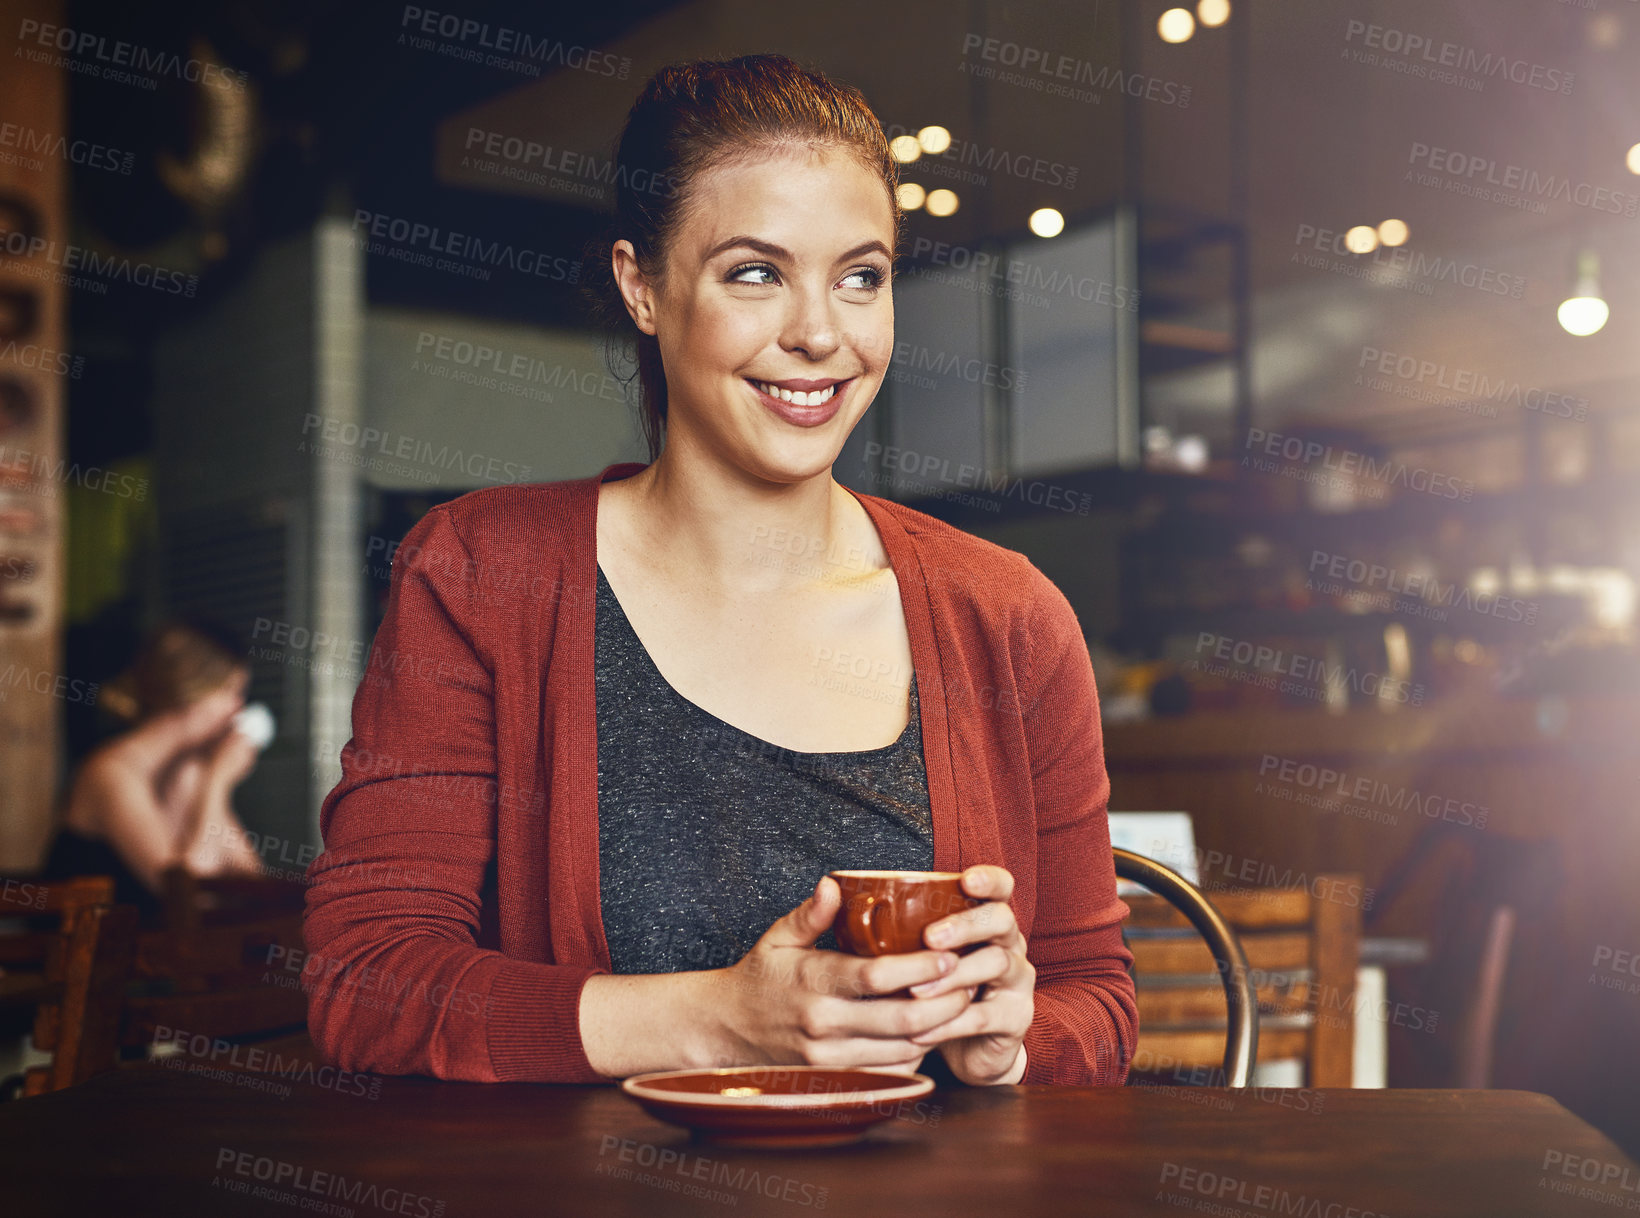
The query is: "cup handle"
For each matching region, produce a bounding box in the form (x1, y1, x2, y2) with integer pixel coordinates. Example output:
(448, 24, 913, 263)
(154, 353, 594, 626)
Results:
(846, 893, 888, 955)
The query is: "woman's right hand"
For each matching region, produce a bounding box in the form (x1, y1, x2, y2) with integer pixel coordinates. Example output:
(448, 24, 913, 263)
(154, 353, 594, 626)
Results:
(708, 876, 975, 1070)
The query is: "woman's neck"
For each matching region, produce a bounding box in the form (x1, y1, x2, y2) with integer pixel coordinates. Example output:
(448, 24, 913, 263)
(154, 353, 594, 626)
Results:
(604, 441, 886, 594)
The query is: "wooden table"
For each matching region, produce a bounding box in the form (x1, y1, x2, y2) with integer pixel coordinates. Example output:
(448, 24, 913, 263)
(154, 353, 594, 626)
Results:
(4, 1051, 1637, 1217)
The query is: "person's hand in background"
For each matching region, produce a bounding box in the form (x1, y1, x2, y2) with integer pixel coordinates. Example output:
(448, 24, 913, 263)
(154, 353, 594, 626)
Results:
(65, 673, 266, 890)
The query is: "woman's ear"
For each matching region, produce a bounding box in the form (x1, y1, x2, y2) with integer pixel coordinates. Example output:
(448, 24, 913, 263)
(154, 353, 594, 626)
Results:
(612, 240, 659, 336)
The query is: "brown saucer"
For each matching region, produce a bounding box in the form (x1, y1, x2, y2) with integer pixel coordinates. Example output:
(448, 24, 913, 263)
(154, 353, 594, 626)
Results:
(620, 1065, 935, 1149)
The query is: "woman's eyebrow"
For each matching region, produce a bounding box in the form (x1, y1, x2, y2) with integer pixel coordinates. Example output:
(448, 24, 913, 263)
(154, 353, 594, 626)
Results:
(703, 236, 892, 264)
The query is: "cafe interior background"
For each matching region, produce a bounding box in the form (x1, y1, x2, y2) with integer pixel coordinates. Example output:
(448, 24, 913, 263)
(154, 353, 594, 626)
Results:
(1, 0, 1638, 1159)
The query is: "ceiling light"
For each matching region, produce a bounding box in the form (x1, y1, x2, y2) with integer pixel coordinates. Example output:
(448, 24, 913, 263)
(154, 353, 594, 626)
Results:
(896, 182, 926, 211)
(889, 135, 921, 163)
(1159, 8, 1195, 42)
(1558, 250, 1609, 336)
(1197, 0, 1231, 27)
(1344, 225, 1379, 254)
(1627, 143, 1640, 176)
(917, 126, 952, 155)
(925, 189, 959, 217)
(1028, 208, 1065, 237)
(1377, 219, 1409, 247)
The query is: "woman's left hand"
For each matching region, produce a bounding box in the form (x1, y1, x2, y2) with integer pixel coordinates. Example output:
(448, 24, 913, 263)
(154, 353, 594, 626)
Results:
(905, 865, 1035, 1085)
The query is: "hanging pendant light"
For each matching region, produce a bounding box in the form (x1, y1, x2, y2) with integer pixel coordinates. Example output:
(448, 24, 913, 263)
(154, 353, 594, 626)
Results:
(1557, 249, 1609, 336)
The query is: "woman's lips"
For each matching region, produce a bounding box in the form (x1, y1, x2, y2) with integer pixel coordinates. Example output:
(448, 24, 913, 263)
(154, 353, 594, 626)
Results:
(747, 378, 850, 428)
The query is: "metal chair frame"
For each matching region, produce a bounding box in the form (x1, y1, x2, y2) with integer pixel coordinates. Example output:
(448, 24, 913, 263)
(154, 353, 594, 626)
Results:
(1114, 847, 1259, 1088)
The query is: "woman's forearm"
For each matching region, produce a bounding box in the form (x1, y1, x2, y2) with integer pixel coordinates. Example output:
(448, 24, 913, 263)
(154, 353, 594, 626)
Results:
(578, 968, 735, 1078)
(174, 782, 258, 875)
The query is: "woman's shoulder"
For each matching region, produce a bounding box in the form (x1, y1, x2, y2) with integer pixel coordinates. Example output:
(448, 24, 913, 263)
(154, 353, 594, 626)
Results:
(862, 493, 1053, 604)
(422, 476, 598, 542)
(391, 470, 624, 577)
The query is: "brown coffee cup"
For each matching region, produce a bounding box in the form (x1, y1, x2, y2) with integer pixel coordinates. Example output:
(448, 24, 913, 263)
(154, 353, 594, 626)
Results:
(829, 870, 982, 957)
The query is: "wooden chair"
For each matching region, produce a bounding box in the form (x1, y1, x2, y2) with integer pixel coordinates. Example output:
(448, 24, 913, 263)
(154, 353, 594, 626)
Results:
(2, 876, 129, 1099)
(1368, 824, 1554, 1090)
(19, 867, 309, 1095)
(0, 874, 116, 987)
(1123, 867, 1362, 1087)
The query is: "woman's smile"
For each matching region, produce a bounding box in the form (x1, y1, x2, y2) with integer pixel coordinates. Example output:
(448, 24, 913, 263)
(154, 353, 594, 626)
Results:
(745, 376, 854, 427)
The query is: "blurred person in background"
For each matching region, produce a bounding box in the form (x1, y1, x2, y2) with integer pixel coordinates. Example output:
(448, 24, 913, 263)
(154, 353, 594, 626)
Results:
(39, 620, 266, 916)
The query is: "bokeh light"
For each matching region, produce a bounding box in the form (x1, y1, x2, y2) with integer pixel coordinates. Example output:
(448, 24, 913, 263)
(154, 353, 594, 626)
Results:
(1028, 208, 1065, 238)
(917, 126, 952, 155)
(1159, 8, 1195, 42)
(1344, 225, 1379, 254)
(1377, 219, 1409, 247)
(1197, 0, 1231, 28)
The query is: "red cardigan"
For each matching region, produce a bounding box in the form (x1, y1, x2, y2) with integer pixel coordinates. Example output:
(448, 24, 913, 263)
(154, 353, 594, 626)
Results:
(302, 462, 1136, 1086)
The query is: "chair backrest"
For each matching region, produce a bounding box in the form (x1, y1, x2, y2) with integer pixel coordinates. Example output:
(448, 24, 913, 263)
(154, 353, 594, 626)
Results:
(120, 869, 308, 1051)
(1114, 848, 1259, 1087)
(20, 868, 309, 1095)
(1121, 855, 1361, 1088)
(5, 876, 139, 1097)
(1, 874, 115, 977)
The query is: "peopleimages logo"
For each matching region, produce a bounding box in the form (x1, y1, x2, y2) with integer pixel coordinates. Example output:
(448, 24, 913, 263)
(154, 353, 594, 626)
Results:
(14, 19, 250, 91)
(861, 441, 1093, 514)
(0, 122, 133, 175)
(397, 6, 630, 79)
(906, 236, 1140, 311)
(1194, 631, 1426, 706)
(1157, 1161, 1389, 1216)
(882, 123, 1078, 190)
(1308, 548, 1539, 625)
(1342, 17, 1574, 95)
(1406, 142, 1640, 218)
(348, 209, 581, 283)
(1356, 348, 1588, 419)
(1243, 427, 1474, 503)
(959, 34, 1191, 107)
(0, 231, 197, 296)
(1258, 754, 1490, 830)
(1291, 225, 1525, 298)
(460, 126, 675, 200)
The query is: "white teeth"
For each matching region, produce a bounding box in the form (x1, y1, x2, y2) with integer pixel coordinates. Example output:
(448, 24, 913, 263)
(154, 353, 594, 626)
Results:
(755, 381, 837, 407)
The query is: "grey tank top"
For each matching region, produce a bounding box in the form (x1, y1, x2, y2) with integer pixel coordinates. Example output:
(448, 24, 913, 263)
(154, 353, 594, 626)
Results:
(594, 563, 934, 974)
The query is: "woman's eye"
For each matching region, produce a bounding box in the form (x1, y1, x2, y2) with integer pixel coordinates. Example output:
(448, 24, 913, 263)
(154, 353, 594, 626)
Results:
(839, 267, 885, 291)
(727, 262, 779, 286)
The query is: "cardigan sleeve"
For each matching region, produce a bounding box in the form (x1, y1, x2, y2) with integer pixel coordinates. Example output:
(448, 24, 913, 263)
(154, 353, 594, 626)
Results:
(301, 505, 608, 1083)
(1015, 571, 1139, 1086)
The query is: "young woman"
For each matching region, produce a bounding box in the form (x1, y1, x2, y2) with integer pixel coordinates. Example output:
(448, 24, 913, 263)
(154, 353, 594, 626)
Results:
(302, 55, 1135, 1087)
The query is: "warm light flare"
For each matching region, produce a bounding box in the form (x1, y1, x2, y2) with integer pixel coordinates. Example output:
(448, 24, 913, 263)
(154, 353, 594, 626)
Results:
(1344, 225, 1379, 254)
(1197, 0, 1231, 27)
(1558, 296, 1609, 337)
(1028, 208, 1065, 237)
(1159, 8, 1195, 42)
(917, 126, 952, 154)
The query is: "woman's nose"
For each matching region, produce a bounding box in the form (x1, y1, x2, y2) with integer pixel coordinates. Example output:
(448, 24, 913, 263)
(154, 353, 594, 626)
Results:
(780, 288, 841, 360)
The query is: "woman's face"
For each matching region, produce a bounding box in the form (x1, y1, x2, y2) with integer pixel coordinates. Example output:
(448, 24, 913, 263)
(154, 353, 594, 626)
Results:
(620, 144, 896, 485)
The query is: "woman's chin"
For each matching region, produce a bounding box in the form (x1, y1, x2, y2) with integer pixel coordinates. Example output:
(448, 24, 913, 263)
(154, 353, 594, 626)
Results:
(730, 426, 854, 485)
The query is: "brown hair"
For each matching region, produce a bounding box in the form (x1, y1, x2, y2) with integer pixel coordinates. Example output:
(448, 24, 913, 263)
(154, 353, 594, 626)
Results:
(587, 54, 901, 461)
(99, 620, 247, 723)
